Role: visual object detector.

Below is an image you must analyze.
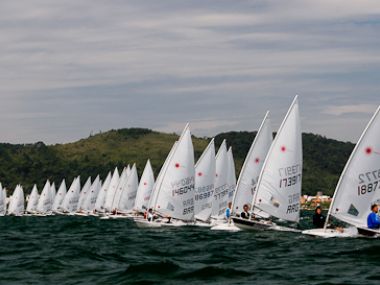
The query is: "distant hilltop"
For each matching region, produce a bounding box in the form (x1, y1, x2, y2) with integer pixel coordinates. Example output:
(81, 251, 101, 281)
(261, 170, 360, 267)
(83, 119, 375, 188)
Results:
(0, 128, 354, 196)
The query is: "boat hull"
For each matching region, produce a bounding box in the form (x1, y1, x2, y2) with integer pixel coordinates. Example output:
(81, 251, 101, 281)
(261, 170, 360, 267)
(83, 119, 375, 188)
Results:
(302, 228, 358, 238)
(232, 217, 273, 231)
(357, 227, 380, 237)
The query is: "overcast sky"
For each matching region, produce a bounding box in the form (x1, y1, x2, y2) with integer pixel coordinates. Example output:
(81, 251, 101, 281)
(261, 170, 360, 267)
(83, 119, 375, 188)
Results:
(1, 0, 379, 144)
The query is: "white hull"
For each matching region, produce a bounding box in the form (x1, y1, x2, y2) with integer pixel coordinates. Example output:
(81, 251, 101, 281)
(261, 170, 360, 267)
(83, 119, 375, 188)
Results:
(134, 219, 162, 228)
(108, 214, 133, 219)
(211, 221, 240, 232)
(302, 227, 358, 238)
(193, 220, 212, 228)
(160, 219, 189, 227)
(74, 212, 89, 217)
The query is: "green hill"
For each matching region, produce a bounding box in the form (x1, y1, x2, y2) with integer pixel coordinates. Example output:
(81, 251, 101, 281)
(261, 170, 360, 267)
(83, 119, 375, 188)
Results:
(0, 128, 354, 196)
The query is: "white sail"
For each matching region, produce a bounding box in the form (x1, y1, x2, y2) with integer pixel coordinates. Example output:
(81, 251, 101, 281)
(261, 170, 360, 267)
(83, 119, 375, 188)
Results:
(60, 177, 81, 213)
(126, 164, 131, 178)
(50, 182, 56, 203)
(8, 185, 25, 215)
(94, 172, 111, 212)
(26, 184, 39, 213)
(0, 183, 5, 215)
(328, 106, 380, 227)
(227, 147, 237, 204)
(52, 180, 67, 212)
(153, 124, 195, 221)
(211, 140, 229, 218)
(134, 160, 155, 212)
(111, 167, 129, 211)
(82, 175, 101, 212)
(148, 141, 178, 210)
(104, 168, 120, 212)
(77, 177, 91, 211)
(194, 139, 216, 222)
(36, 180, 52, 214)
(253, 96, 302, 222)
(118, 164, 139, 212)
(232, 112, 272, 215)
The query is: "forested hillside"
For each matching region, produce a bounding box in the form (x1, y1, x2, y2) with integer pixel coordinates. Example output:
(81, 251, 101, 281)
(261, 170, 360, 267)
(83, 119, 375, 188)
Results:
(0, 128, 354, 196)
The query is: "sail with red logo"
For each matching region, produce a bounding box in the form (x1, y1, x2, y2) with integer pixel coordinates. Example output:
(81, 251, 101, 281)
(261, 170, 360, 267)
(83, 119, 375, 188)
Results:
(153, 124, 195, 222)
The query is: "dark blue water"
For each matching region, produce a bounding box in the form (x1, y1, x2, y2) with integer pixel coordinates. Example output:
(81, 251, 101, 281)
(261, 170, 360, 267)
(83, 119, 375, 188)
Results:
(1, 213, 380, 285)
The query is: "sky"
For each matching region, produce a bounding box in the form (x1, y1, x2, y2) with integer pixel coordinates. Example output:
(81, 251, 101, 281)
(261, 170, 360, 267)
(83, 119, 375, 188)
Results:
(0, 0, 379, 144)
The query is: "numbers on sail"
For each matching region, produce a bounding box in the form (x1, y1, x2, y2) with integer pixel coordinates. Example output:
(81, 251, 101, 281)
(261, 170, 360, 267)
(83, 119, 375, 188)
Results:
(278, 164, 302, 189)
(182, 198, 194, 215)
(358, 170, 380, 184)
(195, 184, 214, 201)
(213, 184, 228, 200)
(171, 177, 195, 196)
(279, 174, 302, 188)
(357, 181, 380, 196)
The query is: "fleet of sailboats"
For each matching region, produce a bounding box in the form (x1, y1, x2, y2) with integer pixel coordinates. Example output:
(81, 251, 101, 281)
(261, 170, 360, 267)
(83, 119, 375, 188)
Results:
(2, 97, 380, 238)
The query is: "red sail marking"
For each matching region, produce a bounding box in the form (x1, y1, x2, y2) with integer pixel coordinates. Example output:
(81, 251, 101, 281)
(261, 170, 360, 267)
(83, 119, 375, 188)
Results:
(281, 146, 286, 152)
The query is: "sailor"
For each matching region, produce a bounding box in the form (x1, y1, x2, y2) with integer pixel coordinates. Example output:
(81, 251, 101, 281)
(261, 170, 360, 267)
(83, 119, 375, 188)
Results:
(240, 204, 250, 219)
(147, 208, 154, 222)
(367, 204, 380, 229)
(312, 206, 326, 228)
(225, 202, 232, 220)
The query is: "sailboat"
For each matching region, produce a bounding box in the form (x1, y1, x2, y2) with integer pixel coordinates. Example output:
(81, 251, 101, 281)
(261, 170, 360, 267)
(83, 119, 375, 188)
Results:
(81, 175, 101, 213)
(93, 172, 111, 214)
(0, 183, 5, 216)
(104, 167, 120, 213)
(52, 180, 67, 213)
(50, 182, 56, 203)
(303, 106, 380, 238)
(135, 124, 195, 227)
(135, 142, 178, 227)
(8, 185, 25, 216)
(232, 112, 272, 216)
(77, 177, 91, 213)
(134, 160, 155, 213)
(212, 112, 273, 231)
(227, 147, 237, 204)
(233, 96, 302, 230)
(211, 140, 229, 220)
(36, 180, 52, 215)
(59, 177, 81, 214)
(26, 185, 39, 214)
(113, 164, 139, 217)
(193, 139, 216, 225)
(111, 167, 129, 213)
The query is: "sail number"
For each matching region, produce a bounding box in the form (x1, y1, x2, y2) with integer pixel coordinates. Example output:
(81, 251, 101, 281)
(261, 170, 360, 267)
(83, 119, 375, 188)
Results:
(357, 181, 380, 196)
(357, 170, 380, 196)
(279, 164, 302, 189)
(279, 174, 302, 188)
(172, 184, 194, 196)
(195, 184, 214, 201)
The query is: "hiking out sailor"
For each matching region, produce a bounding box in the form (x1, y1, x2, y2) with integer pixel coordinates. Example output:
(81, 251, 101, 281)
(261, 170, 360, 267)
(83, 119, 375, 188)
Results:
(367, 204, 380, 229)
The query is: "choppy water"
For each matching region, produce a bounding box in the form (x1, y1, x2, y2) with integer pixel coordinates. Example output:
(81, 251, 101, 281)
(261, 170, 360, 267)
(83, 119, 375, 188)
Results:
(1, 212, 380, 285)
